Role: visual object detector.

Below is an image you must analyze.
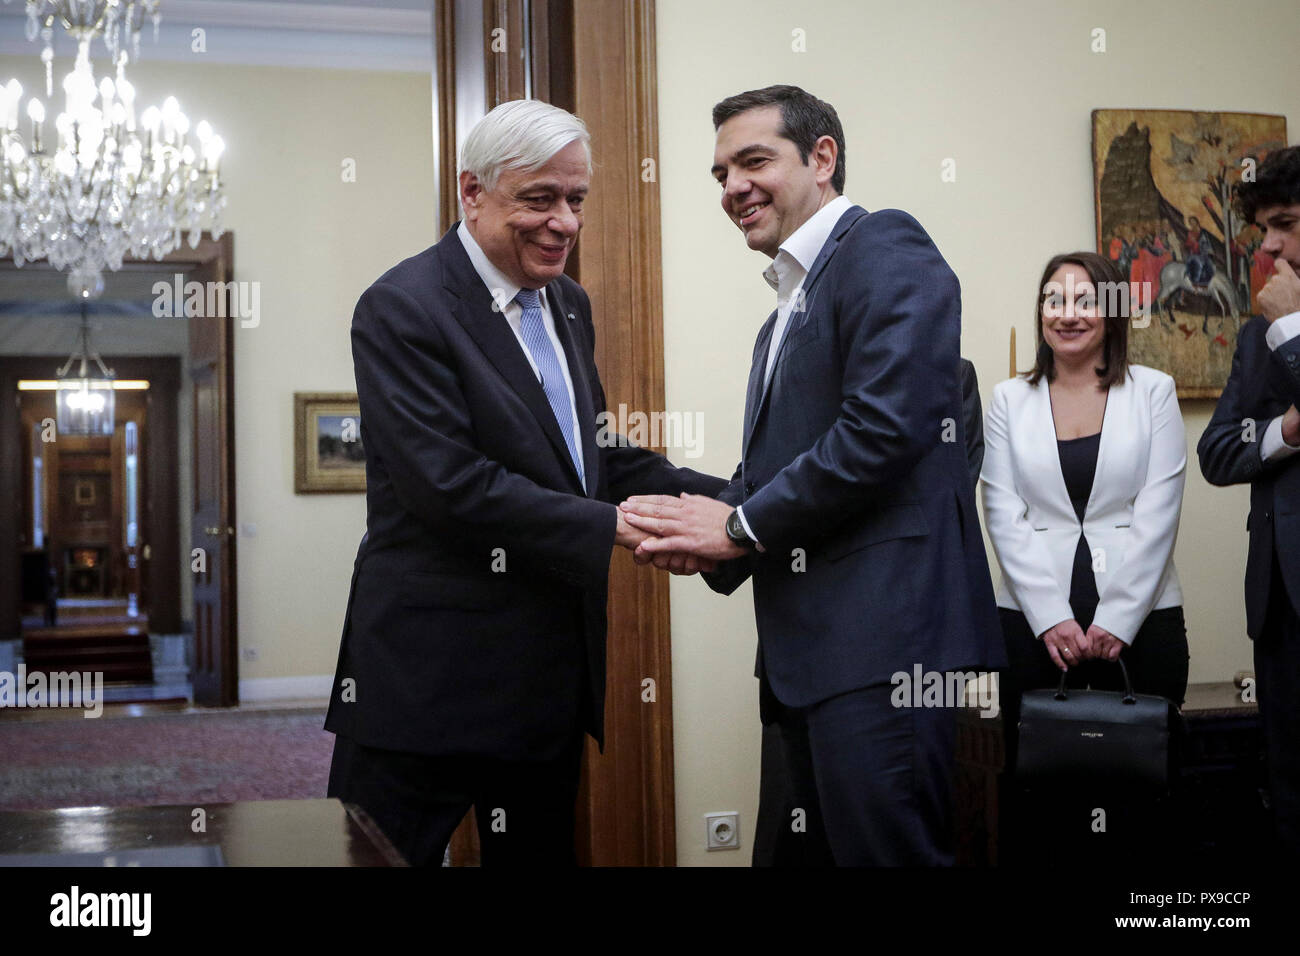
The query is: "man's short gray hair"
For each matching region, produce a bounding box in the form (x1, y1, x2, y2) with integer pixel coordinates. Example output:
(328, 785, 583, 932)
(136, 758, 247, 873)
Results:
(459, 99, 591, 197)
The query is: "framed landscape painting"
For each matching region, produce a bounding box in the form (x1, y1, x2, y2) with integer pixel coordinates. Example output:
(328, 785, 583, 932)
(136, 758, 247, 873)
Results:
(1092, 109, 1287, 398)
(294, 392, 366, 493)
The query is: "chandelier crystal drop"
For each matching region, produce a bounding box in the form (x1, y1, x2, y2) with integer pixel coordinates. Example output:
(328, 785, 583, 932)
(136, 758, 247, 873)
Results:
(6, 1, 161, 95)
(0, 1, 226, 298)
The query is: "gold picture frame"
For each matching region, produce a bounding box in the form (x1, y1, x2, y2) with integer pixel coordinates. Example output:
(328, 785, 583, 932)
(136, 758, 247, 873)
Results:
(1092, 108, 1287, 398)
(294, 392, 366, 494)
(73, 479, 96, 506)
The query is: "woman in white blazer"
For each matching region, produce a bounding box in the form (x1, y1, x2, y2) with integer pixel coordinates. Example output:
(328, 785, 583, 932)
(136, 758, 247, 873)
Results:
(981, 251, 1188, 861)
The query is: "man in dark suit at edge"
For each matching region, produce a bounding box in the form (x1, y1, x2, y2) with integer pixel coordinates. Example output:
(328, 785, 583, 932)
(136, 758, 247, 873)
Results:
(324, 99, 725, 866)
(1198, 144, 1300, 859)
(621, 86, 1004, 865)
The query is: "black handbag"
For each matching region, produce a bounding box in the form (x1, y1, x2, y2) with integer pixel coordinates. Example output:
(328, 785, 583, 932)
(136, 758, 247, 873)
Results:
(1016, 658, 1177, 789)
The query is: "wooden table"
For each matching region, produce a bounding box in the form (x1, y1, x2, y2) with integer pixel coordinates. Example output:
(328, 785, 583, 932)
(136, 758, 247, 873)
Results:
(0, 798, 407, 866)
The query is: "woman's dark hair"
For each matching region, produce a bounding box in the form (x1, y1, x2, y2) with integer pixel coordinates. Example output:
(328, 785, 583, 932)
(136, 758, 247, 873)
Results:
(1235, 144, 1300, 225)
(712, 85, 846, 194)
(1024, 251, 1129, 388)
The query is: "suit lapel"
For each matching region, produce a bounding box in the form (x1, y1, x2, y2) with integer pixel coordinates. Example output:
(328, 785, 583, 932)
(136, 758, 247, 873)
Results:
(742, 310, 777, 455)
(439, 227, 585, 494)
(748, 206, 870, 439)
(781, 205, 866, 338)
(1246, 318, 1291, 414)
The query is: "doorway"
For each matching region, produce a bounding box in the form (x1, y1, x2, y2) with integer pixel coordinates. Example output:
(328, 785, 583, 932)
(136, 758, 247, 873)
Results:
(7, 358, 181, 694)
(0, 235, 238, 707)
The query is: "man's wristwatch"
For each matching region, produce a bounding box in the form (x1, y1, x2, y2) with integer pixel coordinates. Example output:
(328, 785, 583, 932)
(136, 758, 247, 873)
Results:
(725, 509, 756, 550)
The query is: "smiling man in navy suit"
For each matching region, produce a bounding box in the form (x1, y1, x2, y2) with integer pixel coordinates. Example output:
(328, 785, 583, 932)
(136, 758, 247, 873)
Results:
(324, 99, 724, 867)
(621, 85, 1004, 865)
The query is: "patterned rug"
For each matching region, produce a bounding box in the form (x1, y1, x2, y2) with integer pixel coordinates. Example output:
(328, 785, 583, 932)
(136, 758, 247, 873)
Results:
(0, 708, 335, 810)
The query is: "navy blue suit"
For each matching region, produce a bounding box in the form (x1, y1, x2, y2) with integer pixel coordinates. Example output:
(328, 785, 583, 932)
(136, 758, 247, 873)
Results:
(1198, 315, 1300, 856)
(324, 224, 724, 864)
(706, 205, 1004, 865)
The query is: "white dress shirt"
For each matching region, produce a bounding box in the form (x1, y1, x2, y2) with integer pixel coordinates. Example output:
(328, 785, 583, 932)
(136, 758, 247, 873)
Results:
(1261, 310, 1300, 462)
(457, 222, 585, 484)
(736, 194, 855, 546)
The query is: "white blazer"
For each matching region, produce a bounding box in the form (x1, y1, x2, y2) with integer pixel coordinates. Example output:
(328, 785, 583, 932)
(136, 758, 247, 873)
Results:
(979, 364, 1185, 644)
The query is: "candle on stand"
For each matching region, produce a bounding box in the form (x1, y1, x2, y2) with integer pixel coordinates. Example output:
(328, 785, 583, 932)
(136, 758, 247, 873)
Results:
(117, 77, 136, 130)
(27, 98, 44, 153)
(4, 80, 21, 130)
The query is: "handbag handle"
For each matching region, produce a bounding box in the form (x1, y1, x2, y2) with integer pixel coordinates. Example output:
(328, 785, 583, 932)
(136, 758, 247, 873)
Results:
(1053, 656, 1137, 704)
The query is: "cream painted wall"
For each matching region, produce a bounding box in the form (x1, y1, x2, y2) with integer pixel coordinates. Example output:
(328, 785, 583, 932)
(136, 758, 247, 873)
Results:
(0, 54, 436, 686)
(165, 61, 437, 686)
(656, 0, 1300, 865)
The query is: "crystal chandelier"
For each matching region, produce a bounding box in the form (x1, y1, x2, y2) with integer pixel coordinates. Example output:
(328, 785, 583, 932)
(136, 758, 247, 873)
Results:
(56, 303, 116, 436)
(0, 1, 226, 298)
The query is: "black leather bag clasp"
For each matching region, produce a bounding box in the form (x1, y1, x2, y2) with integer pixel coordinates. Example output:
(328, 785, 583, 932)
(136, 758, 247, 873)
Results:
(1016, 658, 1174, 789)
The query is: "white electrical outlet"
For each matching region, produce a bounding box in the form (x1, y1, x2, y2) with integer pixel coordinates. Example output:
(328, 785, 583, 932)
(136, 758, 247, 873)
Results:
(705, 811, 740, 851)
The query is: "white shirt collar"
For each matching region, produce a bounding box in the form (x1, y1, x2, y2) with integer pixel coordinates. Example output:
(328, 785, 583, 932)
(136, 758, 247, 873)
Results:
(458, 220, 525, 311)
(762, 194, 854, 293)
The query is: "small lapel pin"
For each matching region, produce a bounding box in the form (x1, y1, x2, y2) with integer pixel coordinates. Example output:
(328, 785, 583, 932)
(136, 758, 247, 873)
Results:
(567, 312, 576, 321)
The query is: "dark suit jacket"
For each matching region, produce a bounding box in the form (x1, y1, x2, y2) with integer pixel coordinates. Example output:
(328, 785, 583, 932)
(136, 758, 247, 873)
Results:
(1198, 314, 1300, 639)
(324, 224, 724, 760)
(704, 206, 1005, 708)
(961, 358, 984, 490)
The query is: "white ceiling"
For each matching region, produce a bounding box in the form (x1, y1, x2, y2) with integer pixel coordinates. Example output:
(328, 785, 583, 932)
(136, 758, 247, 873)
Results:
(0, 0, 434, 71)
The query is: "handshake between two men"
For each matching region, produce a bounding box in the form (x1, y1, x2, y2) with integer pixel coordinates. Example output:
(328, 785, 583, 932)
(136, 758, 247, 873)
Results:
(613, 493, 749, 575)
(327, 89, 1008, 868)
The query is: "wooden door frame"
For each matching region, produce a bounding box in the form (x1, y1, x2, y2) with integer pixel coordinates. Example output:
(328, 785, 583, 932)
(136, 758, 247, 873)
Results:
(435, 0, 677, 866)
(0, 354, 181, 637)
(567, 0, 677, 870)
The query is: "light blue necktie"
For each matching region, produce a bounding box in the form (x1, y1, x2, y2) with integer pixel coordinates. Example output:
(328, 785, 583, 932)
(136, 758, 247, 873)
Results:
(515, 288, 585, 488)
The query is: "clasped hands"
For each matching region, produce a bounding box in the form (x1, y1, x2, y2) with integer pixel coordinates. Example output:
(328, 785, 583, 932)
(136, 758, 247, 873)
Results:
(1039, 619, 1124, 671)
(613, 493, 748, 575)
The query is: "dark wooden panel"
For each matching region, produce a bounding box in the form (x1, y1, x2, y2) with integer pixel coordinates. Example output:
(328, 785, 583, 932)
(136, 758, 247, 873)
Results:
(484, 0, 528, 106)
(569, 0, 676, 867)
(145, 361, 181, 633)
(184, 234, 237, 708)
(435, 0, 460, 233)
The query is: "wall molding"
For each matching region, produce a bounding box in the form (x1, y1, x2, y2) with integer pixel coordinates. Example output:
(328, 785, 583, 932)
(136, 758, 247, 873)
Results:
(0, 2, 433, 72)
(161, 1, 431, 36)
